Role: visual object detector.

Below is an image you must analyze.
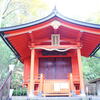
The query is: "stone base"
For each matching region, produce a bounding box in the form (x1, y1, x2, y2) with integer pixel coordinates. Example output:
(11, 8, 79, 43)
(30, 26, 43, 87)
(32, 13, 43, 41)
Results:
(71, 90, 76, 96)
(37, 91, 43, 97)
(27, 92, 36, 99)
(80, 90, 86, 96)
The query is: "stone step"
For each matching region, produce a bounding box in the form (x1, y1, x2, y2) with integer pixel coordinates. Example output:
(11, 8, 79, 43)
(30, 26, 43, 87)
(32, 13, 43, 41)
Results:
(30, 97, 87, 100)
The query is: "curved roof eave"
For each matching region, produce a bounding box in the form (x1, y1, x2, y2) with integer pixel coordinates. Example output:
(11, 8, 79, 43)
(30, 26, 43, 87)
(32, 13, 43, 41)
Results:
(0, 9, 100, 32)
(0, 32, 21, 62)
(0, 9, 99, 61)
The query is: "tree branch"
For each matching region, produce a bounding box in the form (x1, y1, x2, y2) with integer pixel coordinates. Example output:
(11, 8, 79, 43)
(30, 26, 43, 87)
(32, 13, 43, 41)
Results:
(2, 0, 12, 15)
(3, 8, 19, 19)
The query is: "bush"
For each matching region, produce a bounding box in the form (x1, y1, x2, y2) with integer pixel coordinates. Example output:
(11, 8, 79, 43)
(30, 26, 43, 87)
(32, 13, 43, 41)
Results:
(12, 87, 27, 96)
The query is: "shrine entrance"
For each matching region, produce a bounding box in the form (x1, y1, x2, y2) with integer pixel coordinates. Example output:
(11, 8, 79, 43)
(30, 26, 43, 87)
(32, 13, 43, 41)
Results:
(38, 57, 72, 96)
(39, 57, 72, 79)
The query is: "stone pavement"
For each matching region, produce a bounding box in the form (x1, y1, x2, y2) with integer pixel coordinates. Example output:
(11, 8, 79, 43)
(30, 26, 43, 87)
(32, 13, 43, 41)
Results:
(11, 96, 100, 100)
(12, 96, 27, 100)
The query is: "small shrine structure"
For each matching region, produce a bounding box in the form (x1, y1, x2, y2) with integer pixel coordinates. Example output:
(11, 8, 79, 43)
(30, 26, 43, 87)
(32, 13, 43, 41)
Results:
(0, 10, 100, 97)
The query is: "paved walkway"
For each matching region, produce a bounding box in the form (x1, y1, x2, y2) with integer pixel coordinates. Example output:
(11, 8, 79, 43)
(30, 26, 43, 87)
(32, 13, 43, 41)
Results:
(12, 96, 83, 100)
(12, 96, 100, 100)
(12, 96, 27, 100)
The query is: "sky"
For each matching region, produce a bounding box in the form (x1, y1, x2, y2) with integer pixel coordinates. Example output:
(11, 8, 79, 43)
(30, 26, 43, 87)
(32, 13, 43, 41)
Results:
(43, 0, 100, 21)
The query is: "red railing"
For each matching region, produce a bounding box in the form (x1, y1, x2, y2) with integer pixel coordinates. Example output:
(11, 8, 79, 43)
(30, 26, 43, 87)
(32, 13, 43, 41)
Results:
(23, 73, 80, 96)
(23, 74, 44, 94)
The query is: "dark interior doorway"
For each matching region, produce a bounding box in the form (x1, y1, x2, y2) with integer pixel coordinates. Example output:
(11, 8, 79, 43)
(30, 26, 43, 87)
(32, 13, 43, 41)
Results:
(39, 57, 72, 79)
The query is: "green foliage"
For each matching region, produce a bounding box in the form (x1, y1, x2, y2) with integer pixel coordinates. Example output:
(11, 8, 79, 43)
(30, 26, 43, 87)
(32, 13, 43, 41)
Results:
(0, 37, 24, 95)
(0, 37, 23, 86)
(82, 50, 100, 80)
(13, 87, 27, 96)
(0, 0, 49, 27)
(0, 37, 12, 84)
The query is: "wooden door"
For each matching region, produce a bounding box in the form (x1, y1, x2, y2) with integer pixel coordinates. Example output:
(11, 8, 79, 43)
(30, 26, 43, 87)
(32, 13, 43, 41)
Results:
(39, 58, 55, 79)
(55, 57, 72, 79)
(39, 57, 72, 79)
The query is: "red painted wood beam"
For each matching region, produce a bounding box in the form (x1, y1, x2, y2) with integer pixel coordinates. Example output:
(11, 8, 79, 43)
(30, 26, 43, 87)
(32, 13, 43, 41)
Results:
(30, 44, 81, 50)
(34, 38, 78, 45)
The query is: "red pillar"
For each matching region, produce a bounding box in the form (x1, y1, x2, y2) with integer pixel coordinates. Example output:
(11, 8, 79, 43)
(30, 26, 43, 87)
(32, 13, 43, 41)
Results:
(29, 49, 35, 97)
(34, 53, 39, 79)
(23, 58, 30, 85)
(77, 48, 85, 95)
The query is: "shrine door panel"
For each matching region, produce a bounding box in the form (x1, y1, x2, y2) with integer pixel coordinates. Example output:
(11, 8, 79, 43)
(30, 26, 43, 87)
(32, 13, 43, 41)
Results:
(39, 57, 72, 79)
(55, 57, 72, 79)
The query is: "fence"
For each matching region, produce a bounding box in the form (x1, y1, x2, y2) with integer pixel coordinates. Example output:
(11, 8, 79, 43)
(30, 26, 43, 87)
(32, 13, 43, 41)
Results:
(0, 71, 12, 100)
(85, 83, 97, 95)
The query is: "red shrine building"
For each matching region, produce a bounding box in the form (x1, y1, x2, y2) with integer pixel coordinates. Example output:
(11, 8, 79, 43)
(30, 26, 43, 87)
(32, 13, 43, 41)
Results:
(0, 10, 100, 97)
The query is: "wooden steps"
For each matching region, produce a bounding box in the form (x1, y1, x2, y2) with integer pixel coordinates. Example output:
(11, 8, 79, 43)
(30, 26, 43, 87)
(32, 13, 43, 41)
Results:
(42, 93, 71, 97)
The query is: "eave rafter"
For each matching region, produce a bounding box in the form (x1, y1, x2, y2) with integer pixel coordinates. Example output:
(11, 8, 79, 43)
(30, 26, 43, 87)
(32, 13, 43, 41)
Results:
(28, 31, 34, 43)
(4, 19, 100, 39)
(4, 23, 51, 38)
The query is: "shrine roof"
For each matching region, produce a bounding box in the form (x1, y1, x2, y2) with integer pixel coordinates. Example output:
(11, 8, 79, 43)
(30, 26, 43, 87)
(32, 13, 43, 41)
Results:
(0, 10, 100, 62)
(1, 10, 100, 32)
(89, 78, 100, 83)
